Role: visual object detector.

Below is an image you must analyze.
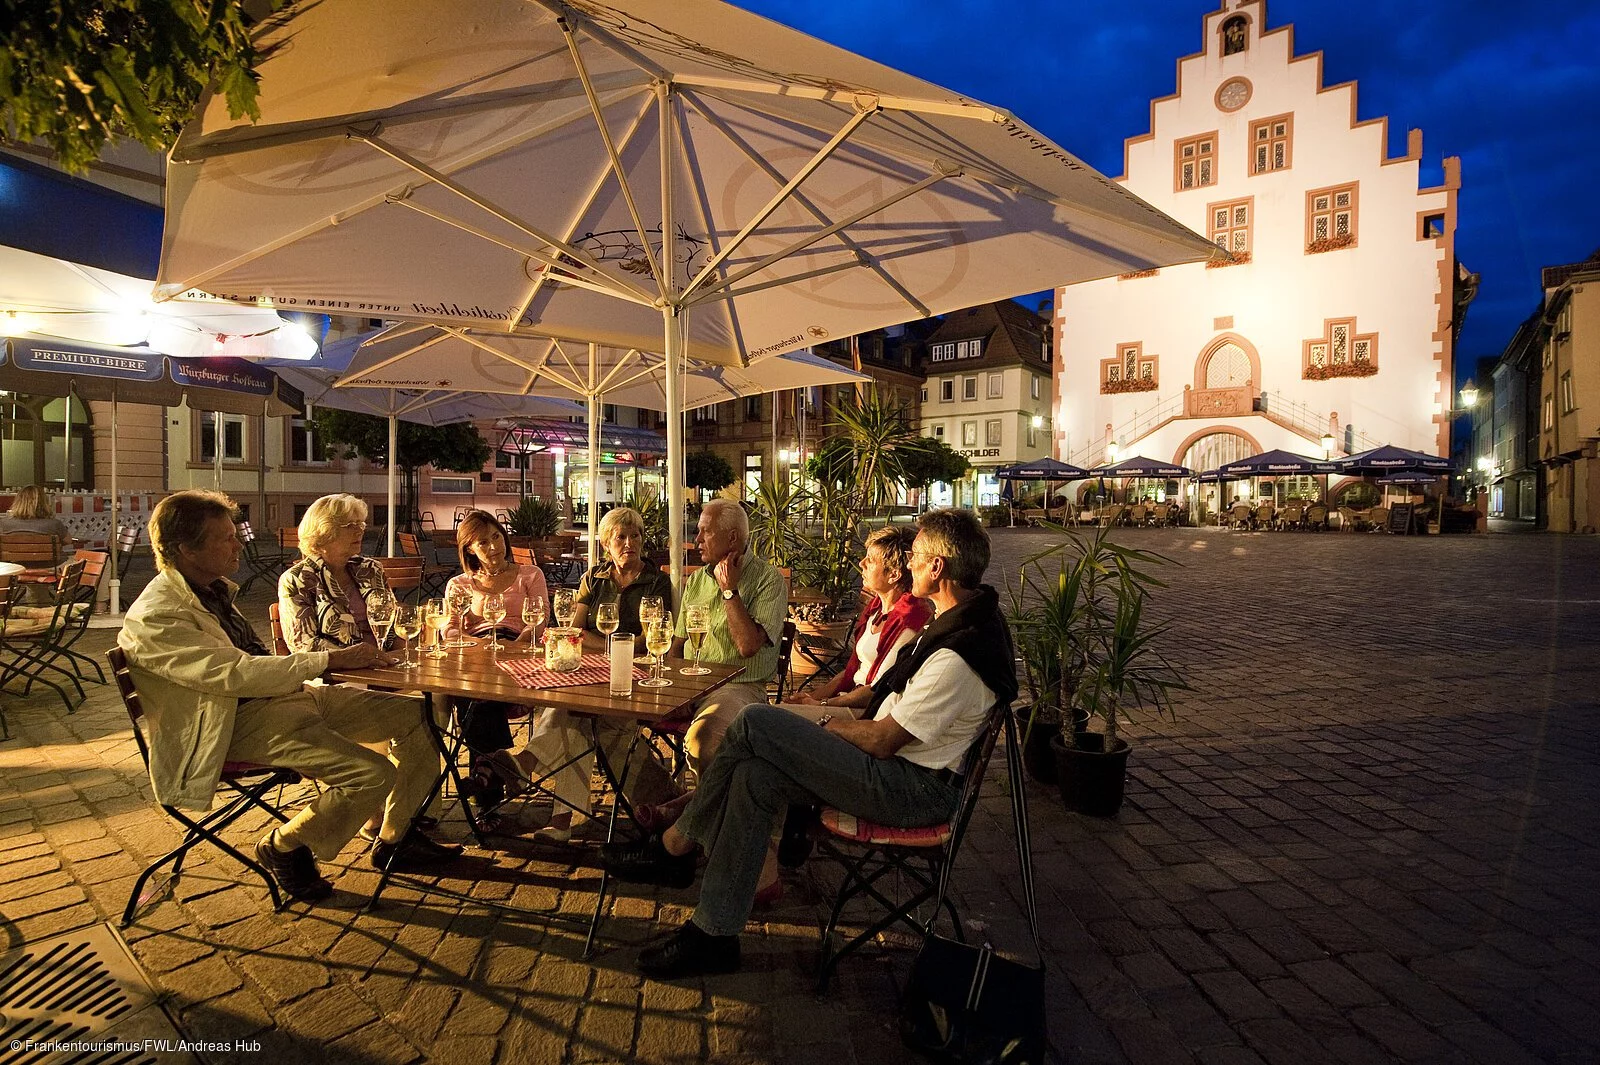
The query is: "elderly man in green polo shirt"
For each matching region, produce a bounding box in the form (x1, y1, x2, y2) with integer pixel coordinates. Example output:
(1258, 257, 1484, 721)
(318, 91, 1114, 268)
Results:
(671, 498, 787, 773)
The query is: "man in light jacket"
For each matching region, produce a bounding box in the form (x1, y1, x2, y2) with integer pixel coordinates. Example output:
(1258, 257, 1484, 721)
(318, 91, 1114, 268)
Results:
(118, 490, 458, 903)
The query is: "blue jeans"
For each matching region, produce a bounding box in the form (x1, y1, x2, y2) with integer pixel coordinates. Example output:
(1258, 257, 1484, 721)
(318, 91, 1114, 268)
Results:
(675, 703, 960, 937)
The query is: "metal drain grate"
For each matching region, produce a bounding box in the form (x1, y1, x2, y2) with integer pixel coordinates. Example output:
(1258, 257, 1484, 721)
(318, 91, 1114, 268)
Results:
(0, 924, 197, 1065)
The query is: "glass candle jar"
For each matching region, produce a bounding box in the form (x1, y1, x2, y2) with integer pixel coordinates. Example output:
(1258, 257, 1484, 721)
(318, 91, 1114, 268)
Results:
(544, 626, 584, 672)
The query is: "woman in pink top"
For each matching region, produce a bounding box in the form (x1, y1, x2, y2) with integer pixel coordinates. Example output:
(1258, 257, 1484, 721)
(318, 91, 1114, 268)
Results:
(444, 512, 566, 835)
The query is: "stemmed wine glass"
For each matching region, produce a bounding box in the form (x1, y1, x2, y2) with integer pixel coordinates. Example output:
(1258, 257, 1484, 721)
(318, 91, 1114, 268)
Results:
(521, 595, 545, 650)
(426, 597, 450, 659)
(552, 588, 576, 628)
(481, 592, 508, 651)
(368, 596, 395, 652)
(680, 604, 711, 676)
(595, 600, 620, 640)
(447, 587, 473, 648)
(393, 604, 421, 669)
(638, 595, 663, 662)
(640, 610, 673, 687)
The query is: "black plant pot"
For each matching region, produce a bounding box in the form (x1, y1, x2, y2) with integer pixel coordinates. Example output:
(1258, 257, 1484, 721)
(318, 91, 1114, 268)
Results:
(1022, 719, 1061, 785)
(1051, 732, 1131, 817)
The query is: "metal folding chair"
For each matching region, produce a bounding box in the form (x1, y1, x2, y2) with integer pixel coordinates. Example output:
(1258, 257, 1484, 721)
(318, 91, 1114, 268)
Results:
(236, 522, 288, 595)
(0, 559, 89, 716)
(811, 699, 1009, 992)
(108, 647, 305, 924)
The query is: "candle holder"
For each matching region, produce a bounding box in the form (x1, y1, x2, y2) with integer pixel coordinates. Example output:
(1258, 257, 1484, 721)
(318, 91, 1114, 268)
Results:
(543, 627, 584, 672)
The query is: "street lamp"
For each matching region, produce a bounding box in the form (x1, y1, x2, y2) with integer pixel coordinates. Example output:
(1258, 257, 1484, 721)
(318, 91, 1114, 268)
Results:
(1030, 414, 1045, 429)
(1320, 432, 1335, 460)
(1458, 379, 1479, 410)
(1106, 439, 1120, 463)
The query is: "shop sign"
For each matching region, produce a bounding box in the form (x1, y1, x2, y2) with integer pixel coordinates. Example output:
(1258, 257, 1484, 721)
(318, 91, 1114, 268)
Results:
(954, 447, 1001, 458)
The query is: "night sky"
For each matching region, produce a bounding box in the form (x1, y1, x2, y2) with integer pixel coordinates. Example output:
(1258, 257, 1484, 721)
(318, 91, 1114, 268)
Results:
(740, 0, 1600, 386)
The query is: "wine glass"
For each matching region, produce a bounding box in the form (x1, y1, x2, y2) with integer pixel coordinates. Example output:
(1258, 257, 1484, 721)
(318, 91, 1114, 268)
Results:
(638, 595, 663, 627)
(393, 604, 422, 669)
(521, 594, 545, 647)
(447, 587, 473, 648)
(552, 588, 576, 628)
(427, 598, 451, 659)
(368, 596, 395, 651)
(594, 600, 620, 640)
(481, 592, 507, 651)
(640, 611, 673, 687)
(681, 603, 711, 676)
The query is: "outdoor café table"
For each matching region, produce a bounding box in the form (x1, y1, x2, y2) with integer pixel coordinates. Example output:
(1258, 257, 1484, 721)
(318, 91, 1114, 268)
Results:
(329, 642, 739, 954)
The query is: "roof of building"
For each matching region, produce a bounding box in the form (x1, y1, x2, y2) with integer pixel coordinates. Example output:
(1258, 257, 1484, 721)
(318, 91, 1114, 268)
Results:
(1541, 248, 1600, 290)
(922, 301, 1052, 374)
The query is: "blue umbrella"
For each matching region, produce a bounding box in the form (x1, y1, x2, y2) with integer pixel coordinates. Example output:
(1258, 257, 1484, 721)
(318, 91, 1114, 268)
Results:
(995, 457, 1091, 480)
(1339, 444, 1451, 474)
(1088, 455, 1193, 478)
(1219, 448, 1340, 477)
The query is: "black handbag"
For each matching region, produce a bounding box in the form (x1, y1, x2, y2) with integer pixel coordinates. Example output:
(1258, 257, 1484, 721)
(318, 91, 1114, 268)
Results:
(899, 709, 1047, 1064)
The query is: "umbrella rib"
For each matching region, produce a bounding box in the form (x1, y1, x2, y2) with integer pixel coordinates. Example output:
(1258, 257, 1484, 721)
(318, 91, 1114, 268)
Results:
(679, 90, 931, 319)
(509, 92, 659, 329)
(560, 16, 670, 301)
(685, 169, 952, 306)
(671, 73, 1007, 125)
(680, 105, 878, 303)
(360, 133, 656, 306)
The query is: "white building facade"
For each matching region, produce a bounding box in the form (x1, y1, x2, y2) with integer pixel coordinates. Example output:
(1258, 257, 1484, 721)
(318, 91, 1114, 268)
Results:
(1054, 0, 1462, 511)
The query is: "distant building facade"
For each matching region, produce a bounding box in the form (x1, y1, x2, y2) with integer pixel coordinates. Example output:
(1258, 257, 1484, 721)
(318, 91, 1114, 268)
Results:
(1536, 254, 1600, 532)
(1052, 0, 1471, 516)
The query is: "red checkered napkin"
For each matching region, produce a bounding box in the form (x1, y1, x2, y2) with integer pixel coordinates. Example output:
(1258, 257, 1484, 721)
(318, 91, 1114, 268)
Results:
(495, 652, 648, 689)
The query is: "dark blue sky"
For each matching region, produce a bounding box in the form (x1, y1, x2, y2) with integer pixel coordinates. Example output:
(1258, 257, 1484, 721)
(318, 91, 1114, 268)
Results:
(741, 0, 1600, 385)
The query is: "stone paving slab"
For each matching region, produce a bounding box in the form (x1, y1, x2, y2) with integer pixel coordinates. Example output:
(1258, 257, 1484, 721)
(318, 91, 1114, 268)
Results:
(2, 528, 1598, 1063)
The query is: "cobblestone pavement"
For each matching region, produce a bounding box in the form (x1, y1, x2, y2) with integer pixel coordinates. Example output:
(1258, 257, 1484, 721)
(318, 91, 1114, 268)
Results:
(3, 528, 1598, 1064)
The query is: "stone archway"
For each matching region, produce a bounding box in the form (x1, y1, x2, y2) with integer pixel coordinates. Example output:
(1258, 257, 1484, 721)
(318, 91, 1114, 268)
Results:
(1186, 334, 1262, 419)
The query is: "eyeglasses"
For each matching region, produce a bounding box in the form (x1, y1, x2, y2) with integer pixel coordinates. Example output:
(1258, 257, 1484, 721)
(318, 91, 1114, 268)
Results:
(338, 522, 368, 532)
(908, 548, 948, 564)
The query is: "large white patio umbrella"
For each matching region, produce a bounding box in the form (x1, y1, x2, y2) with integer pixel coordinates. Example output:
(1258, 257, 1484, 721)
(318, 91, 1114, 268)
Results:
(272, 322, 869, 557)
(156, 0, 1218, 580)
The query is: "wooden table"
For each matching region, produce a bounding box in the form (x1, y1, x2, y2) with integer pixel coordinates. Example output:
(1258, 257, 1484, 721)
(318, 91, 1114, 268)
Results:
(329, 643, 739, 953)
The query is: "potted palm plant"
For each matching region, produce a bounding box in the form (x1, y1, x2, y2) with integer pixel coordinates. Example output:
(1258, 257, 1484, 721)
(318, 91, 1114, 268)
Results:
(1007, 526, 1186, 814)
(505, 496, 563, 545)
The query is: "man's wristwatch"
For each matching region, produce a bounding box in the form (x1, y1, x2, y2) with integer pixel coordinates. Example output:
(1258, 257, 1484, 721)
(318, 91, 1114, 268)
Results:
(720, 587, 738, 601)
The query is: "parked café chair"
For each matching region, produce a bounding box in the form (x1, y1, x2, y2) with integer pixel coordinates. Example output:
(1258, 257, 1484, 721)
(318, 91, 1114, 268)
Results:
(1253, 503, 1275, 529)
(0, 531, 63, 589)
(1304, 504, 1329, 531)
(374, 557, 425, 602)
(811, 699, 1009, 992)
(1, 559, 89, 715)
(267, 602, 292, 656)
(398, 531, 452, 597)
(44, 550, 109, 685)
(236, 522, 288, 595)
(1367, 506, 1389, 532)
(116, 524, 144, 582)
(108, 646, 304, 925)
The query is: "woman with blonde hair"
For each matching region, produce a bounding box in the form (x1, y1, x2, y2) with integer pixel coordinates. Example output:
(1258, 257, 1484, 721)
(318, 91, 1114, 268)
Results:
(278, 494, 394, 652)
(1, 485, 73, 542)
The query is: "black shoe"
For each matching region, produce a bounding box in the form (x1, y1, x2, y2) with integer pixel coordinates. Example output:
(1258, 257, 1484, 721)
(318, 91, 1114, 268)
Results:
(255, 837, 334, 902)
(599, 834, 697, 888)
(371, 829, 464, 872)
(458, 761, 506, 814)
(638, 922, 741, 979)
(777, 804, 816, 868)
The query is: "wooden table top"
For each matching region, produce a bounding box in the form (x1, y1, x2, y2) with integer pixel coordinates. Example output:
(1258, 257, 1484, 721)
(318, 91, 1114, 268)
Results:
(328, 643, 741, 724)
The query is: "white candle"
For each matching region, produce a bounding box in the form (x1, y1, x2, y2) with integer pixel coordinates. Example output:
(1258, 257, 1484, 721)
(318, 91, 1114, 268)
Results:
(609, 633, 633, 695)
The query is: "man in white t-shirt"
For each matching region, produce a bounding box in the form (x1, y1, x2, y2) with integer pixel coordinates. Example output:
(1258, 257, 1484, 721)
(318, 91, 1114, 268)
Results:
(602, 508, 1018, 978)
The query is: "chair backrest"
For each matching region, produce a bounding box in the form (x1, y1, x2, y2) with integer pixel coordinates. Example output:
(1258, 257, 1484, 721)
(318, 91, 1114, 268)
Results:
(267, 602, 291, 656)
(1307, 504, 1327, 522)
(397, 531, 425, 559)
(1, 532, 60, 567)
(1368, 506, 1389, 527)
(117, 524, 141, 552)
(54, 558, 87, 597)
(1230, 504, 1251, 521)
(453, 507, 472, 524)
(276, 528, 300, 553)
(509, 545, 536, 567)
(107, 647, 153, 766)
(71, 550, 110, 593)
(419, 511, 437, 531)
(773, 619, 798, 702)
(374, 556, 424, 596)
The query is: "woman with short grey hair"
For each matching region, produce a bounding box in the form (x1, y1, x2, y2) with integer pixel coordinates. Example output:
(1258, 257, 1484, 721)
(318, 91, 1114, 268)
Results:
(278, 494, 394, 652)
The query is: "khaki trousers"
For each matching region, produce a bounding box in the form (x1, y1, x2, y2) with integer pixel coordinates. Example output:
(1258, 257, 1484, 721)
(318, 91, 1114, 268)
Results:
(683, 682, 772, 775)
(227, 685, 432, 861)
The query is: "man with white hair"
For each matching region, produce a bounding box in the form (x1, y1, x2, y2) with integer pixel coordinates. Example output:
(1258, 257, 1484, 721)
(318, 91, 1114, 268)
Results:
(670, 498, 787, 770)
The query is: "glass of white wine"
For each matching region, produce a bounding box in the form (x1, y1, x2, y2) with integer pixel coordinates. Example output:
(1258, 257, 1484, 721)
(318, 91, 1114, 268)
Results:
(680, 603, 711, 676)
(481, 592, 507, 651)
(427, 598, 450, 659)
(393, 604, 422, 669)
(594, 600, 620, 640)
(368, 596, 395, 651)
(521, 595, 545, 648)
(640, 611, 673, 687)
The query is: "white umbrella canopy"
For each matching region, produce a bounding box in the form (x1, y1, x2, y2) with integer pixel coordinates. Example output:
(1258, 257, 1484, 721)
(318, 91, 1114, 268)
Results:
(0, 244, 317, 359)
(327, 322, 870, 412)
(157, 0, 1217, 577)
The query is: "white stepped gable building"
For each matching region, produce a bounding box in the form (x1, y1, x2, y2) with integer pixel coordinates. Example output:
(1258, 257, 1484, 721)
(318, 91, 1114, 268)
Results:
(1053, 0, 1467, 504)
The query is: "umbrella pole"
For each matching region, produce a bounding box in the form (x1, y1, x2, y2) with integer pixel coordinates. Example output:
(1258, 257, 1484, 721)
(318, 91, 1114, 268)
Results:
(588, 342, 601, 568)
(386, 414, 398, 556)
(109, 388, 121, 614)
(664, 309, 686, 593)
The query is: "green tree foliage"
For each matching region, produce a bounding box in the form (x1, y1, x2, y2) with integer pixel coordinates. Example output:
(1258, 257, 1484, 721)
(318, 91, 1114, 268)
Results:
(0, 0, 285, 173)
(897, 436, 971, 497)
(684, 450, 735, 494)
(311, 410, 490, 528)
